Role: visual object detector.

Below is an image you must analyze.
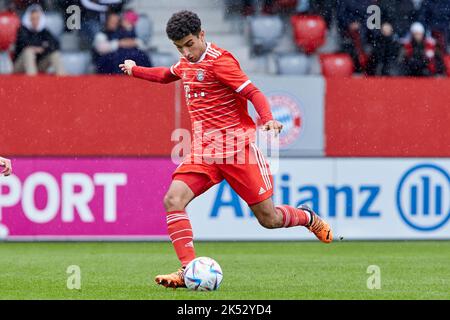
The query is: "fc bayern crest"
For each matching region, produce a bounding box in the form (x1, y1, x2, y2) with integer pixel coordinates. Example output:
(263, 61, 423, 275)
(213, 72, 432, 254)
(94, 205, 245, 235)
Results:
(266, 93, 303, 148)
(196, 70, 205, 81)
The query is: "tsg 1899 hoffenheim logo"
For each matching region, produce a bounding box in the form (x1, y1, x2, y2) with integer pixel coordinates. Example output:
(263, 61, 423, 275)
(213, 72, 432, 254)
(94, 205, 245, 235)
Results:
(396, 164, 450, 231)
(266, 93, 303, 148)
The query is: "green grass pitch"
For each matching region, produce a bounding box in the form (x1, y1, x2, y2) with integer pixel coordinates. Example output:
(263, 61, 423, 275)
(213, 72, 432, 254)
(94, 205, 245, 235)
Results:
(0, 241, 449, 300)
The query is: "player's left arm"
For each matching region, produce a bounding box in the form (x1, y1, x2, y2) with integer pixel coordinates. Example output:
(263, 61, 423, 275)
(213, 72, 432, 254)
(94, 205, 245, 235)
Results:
(0, 157, 12, 176)
(213, 53, 283, 134)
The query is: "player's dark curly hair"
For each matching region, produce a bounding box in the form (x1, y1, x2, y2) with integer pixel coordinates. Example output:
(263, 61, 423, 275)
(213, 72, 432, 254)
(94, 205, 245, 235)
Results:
(166, 10, 202, 41)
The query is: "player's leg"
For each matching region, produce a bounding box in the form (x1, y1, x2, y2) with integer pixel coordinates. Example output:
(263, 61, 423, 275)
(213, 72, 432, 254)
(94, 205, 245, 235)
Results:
(156, 169, 220, 288)
(249, 197, 332, 243)
(221, 143, 332, 243)
(163, 179, 196, 266)
(155, 179, 196, 288)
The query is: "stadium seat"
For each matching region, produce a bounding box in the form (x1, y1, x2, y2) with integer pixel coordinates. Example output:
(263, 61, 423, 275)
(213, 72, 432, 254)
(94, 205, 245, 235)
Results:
(135, 14, 153, 46)
(60, 31, 81, 51)
(45, 11, 65, 39)
(275, 53, 309, 75)
(0, 51, 13, 74)
(291, 15, 326, 54)
(319, 53, 354, 77)
(150, 51, 178, 67)
(0, 11, 20, 51)
(249, 16, 283, 55)
(61, 51, 92, 75)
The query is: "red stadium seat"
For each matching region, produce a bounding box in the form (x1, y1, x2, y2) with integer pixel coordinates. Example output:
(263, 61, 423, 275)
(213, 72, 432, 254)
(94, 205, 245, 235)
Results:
(319, 53, 354, 77)
(291, 15, 327, 54)
(0, 11, 20, 51)
(444, 55, 450, 76)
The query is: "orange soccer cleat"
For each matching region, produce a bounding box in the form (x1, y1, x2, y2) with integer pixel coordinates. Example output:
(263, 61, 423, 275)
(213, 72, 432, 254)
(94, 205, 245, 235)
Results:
(299, 204, 333, 243)
(155, 268, 186, 289)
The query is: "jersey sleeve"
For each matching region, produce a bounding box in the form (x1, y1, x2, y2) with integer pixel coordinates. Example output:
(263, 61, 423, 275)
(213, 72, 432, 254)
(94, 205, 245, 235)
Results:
(170, 60, 182, 78)
(213, 52, 251, 93)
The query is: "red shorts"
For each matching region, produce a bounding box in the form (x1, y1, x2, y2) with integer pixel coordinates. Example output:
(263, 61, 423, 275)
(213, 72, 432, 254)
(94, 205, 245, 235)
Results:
(172, 143, 273, 206)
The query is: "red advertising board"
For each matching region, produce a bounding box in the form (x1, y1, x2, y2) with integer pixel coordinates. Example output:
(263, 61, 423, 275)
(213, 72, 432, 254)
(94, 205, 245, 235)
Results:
(0, 75, 187, 156)
(326, 78, 450, 157)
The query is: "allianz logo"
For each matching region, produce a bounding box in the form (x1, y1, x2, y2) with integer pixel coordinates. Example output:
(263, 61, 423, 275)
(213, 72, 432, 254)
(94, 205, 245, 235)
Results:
(396, 164, 450, 231)
(210, 163, 450, 232)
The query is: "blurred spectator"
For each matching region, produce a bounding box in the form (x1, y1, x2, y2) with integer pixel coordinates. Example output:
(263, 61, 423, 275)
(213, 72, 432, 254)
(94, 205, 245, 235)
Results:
(274, 0, 298, 14)
(12, 0, 49, 11)
(77, 0, 126, 49)
(378, 0, 424, 38)
(366, 23, 400, 76)
(13, 4, 65, 75)
(337, 0, 373, 73)
(240, 0, 276, 15)
(419, 0, 450, 74)
(93, 11, 151, 74)
(401, 22, 436, 76)
(420, 0, 450, 52)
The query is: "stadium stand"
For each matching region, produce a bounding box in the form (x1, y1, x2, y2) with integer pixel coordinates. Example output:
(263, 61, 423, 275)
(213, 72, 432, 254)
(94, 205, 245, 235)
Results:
(248, 15, 284, 55)
(61, 50, 92, 75)
(2, 0, 450, 76)
(0, 10, 20, 73)
(134, 13, 153, 49)
(44, 10, 64, 38)
(150, 51, 178, 67)
(275, 52, 309, 74)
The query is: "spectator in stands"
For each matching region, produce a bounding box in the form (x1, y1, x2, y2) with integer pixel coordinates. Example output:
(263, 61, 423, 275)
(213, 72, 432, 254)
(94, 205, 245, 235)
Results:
(13, 4, 65, 75)
(93, 11, 151, 74)
(401, 22, 436, 76)
(239, 0, 276, 15)
(12, 0, 49, 11)
(77, 0, 126, 49)
(377, 0, 424, 38)
(418, 0, 450, 74)
(420, 0, 450, 52)
(337, 0, 373, 73)
(366, 22, 400, 76)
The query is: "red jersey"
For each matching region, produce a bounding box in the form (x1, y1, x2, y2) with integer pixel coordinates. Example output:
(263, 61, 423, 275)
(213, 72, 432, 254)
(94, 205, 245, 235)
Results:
(170, 42, 256, 158)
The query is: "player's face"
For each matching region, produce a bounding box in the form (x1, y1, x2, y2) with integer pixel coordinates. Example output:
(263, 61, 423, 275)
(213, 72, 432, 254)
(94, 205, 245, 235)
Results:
(173, 31, 207, 63)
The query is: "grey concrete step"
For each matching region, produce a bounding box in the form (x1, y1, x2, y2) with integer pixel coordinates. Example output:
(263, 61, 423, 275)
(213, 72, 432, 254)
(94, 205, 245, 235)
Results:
(152, 33, 246, 51)
(146, 9, 229, 33)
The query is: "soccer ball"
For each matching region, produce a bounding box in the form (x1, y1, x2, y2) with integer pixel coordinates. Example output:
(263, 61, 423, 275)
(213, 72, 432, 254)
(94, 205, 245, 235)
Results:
(184, 257, 223, 291)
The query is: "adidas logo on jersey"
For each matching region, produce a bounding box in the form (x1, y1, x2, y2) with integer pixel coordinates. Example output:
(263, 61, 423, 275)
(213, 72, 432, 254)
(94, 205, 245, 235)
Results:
(258, 187, 266, 195)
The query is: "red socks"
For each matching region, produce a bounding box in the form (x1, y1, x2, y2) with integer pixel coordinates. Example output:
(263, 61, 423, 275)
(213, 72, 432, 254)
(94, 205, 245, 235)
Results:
(276, 205, 311, 228)
(166, 207, 309, 266)
(166, 210, 196, 267)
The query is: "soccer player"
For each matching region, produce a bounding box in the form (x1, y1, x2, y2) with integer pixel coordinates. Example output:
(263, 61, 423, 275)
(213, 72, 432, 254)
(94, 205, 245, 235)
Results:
(0, 157, 12, 176)
(120, 11, 333, 289)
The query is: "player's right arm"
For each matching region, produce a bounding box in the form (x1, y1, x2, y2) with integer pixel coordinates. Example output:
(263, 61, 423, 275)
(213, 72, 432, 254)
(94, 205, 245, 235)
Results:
(119, 59, 180, 84)
(0, 157, 12, 176)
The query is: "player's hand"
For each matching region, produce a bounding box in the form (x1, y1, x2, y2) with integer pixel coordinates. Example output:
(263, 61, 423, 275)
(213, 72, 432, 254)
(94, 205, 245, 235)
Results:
(262, 120, 283, 135)
(119, 59, 136, 76)
(0, 157, 12, 176)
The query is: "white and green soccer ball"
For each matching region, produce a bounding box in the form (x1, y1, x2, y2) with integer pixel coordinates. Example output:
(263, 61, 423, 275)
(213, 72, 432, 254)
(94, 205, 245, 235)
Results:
(184, 257, 223, 291)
